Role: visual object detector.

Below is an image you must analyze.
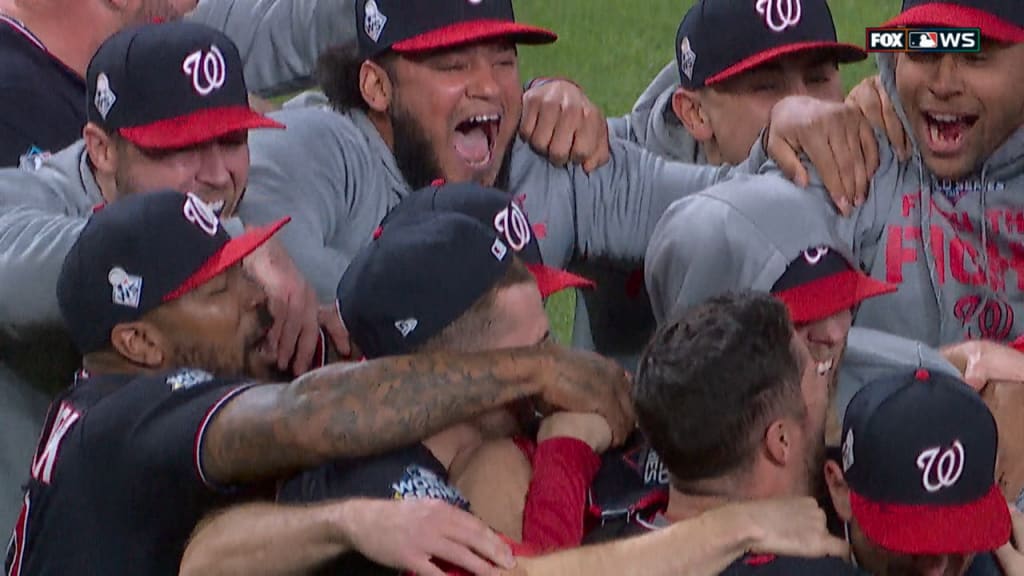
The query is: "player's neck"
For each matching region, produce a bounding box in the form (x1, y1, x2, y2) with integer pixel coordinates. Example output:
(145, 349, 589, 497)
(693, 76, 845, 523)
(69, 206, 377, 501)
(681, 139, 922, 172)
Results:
(422, 423, 483, 472)
(664, 472, 763, 523)
(82, 351, 160, 378)
(0, 0, 116, 77)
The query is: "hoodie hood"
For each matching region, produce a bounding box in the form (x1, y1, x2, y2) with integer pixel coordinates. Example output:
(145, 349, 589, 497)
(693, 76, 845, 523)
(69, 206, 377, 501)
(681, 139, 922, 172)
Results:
(608, 62, 705, 164)
(645, 172, 855, 323)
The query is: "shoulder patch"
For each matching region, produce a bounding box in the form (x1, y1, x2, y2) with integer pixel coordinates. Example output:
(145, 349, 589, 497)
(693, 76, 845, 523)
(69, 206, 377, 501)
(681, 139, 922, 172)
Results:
(167, 368, 214, 391)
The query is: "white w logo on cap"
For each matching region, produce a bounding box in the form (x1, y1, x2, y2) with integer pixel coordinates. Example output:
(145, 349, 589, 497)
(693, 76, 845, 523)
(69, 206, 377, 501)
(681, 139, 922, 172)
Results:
(182, 45, 226, 96)
(917, 441, 965, 493)
(756, 0, 802, 32)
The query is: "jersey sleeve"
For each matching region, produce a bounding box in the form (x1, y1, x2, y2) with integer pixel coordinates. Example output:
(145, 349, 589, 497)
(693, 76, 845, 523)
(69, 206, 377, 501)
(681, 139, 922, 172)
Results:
(89, 374, 253, 493)
(521, 437, 601, 552)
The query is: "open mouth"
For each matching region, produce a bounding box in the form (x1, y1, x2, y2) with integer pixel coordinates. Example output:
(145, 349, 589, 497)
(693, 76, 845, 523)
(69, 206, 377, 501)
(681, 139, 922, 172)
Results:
(208, 199, 226, 215)
(922, 112, 978, 154)
(454, 114, 500, 168)
(816, 357, 835, 377)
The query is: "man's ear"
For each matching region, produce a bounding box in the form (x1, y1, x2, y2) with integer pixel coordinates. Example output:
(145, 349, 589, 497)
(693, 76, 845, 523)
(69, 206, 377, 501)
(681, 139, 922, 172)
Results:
(672, 87, 714, 142)
(360, 60, 394, 114)
(109, 321, 168, 368)
(83, 123, 121, 202)
(764, 419, 794, 467)
(824, 459, 853, 522)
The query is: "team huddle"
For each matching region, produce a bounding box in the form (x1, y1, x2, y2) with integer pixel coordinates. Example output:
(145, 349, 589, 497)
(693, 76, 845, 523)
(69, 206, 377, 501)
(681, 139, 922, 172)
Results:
(1, 0, 1023, 574)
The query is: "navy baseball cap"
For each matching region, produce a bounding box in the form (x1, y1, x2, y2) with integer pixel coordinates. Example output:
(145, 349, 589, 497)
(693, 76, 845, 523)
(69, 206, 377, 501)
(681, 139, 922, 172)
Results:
(356, 0, 556, 58)
(675, 0, 866, 88)
(87, 21, 283, 150)
(57, 191, 288, 355)
(339, 212, 521, 359)
(841, 369, 1011, 555)
(377, 182, 594, 298)
(882, 0, 1024, 43)
(771, 246, 896, 325)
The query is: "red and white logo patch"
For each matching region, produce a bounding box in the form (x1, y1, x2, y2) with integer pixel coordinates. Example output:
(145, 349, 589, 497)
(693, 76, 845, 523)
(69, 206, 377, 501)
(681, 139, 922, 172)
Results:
(756, 0, 802, 32)
(182, 45, 226, 96)
(916, 440, 965, 493)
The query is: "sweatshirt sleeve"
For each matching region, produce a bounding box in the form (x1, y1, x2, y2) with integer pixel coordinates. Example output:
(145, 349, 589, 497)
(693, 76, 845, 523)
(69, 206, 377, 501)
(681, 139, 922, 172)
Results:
(567, 137, 737, 264)
(520, 437, 601, 552)
(0, 182, 89, 339)
(188, 0, 355, 98)
(238, 108, 388, 302)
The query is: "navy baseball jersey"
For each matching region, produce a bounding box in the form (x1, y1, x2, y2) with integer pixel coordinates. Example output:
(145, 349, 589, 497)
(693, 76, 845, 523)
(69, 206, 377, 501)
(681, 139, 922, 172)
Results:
(279, 442, 469, 575)
(0, 15, 85, 169)
(4, 369, 256, 575)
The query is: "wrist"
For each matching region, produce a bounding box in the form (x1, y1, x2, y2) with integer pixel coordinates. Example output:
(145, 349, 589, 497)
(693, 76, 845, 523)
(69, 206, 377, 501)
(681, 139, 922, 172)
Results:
(328, 499, 361, 550)
(704, 505, 761, 556)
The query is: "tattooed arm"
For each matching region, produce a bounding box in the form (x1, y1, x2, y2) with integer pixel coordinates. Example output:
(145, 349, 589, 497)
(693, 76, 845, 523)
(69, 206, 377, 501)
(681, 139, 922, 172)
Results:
(203, 343, 633, 485)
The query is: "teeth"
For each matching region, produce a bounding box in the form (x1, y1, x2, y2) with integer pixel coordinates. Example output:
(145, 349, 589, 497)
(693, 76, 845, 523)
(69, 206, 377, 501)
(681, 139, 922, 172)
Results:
(929, 113, 961, 123)
(816, 358, 834, 376)
(469, 114, 500, 124)
(209, 200, 225, 214)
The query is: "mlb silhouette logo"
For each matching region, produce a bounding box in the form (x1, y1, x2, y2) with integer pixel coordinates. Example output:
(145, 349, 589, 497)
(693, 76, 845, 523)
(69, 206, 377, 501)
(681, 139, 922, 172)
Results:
(108, 267, 142, 308)
(909, 31, 939, 49)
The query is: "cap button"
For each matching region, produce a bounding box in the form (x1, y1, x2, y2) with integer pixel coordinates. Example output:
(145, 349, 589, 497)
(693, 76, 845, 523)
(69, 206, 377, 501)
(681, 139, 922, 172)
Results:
(915, 368, 930, 381)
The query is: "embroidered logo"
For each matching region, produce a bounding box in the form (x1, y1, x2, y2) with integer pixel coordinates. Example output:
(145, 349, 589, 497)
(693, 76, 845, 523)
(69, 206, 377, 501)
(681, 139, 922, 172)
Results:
(167, 369, 214, 391)
(756, 0, 802, 32)
(491, 238, 508, 261)
(916, 440, 965, 493)
(94, 73, 117, 119)
(678, 37, 697, 80)
(395, 318, 418, 338)
(108, 267, 143, 308)
(842, 429, 855, 472)
(802, 246, 830, 265)
(183, 193, 220, 236)
(182, 45, 227, 96)
(493, 202, 531, 252)
(364, 0, 388, 43)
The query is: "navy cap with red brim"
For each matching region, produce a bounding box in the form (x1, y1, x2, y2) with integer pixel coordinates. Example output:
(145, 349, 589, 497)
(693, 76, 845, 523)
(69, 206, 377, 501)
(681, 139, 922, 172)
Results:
(775, 268, 897, 325)
(120, 105, 284, 150)
(392, 19, 556, 53)
(882, 2, 1024, 43)
(707, 40, 867, 86)
(164, 216, 290, 302)
(850, 485, 1011, 555)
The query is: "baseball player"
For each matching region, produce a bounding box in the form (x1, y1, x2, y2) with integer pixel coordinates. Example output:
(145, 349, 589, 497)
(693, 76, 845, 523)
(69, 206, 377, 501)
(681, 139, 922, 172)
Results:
(826, 369, 1012, 576)
(0, 21, 324, 534)
(3, 189, 633, 574)
(626, 291, 865, 575)
(610, 0, 866, 166)
(757, 0, 1024, 348)
(236, 0, 869, 354)
(0, 0, 362, 167)
(276, 212, 610, 574)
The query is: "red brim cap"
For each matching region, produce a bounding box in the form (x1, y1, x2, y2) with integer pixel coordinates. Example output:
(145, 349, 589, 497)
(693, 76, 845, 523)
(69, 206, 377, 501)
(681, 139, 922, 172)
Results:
(526, 263, 595, 298)
(119, 105, 285, 150)
(391, 19, 557, 53)
(775, 269, 897, 325)
(882, 3, 1024, 43)
(706, 41, 867, 86)
(850, 485, 1011, 555)
(164, 216, 290, 302)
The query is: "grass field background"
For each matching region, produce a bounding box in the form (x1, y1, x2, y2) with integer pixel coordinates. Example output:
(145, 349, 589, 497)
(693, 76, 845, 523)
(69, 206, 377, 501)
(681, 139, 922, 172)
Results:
(516, 0, 902, 115)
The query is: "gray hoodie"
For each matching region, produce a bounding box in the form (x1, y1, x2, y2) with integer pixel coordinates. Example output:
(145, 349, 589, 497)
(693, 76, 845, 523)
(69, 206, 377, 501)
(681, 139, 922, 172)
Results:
(607, 61, 707, 164)
(237, 105, 750, 340)
(644, 173, 958, 440)
(760, 54, 1024, 348)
